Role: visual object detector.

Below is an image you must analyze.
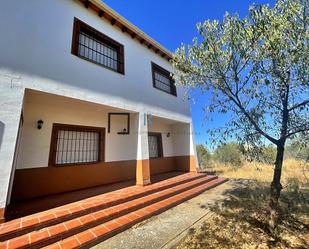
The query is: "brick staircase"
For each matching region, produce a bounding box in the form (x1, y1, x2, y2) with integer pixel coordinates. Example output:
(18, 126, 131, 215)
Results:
(0, 173, 227, 249)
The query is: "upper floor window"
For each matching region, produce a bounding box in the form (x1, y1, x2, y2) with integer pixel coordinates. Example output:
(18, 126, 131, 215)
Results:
(72, 18, 124, 74)
(151, 62, 177, 96)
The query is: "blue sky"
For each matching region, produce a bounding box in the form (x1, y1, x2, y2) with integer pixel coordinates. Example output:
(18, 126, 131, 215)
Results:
(103, 0, 275, 145)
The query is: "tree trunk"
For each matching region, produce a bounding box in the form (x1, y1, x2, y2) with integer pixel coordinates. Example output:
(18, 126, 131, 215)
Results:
(269, 143, 285, 232)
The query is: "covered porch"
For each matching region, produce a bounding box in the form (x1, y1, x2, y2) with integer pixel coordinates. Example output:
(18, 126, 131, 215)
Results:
(147, 115, 197, 176)
(6, 89, 197, 220)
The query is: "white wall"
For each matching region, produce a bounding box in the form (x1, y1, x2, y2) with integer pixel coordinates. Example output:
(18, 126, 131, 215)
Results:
(171, 123, 195, 156)
(0, 0, 197, 208)
(0, 82, 24, 208)
(16, 90, 138, 169)
(148, 118, 175, 157)
(147, 116, 197, 158)
(0, 0, 192, 123)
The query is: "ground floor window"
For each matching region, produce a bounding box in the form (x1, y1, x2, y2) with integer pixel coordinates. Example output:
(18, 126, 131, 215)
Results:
(49, 124, 105, 166)
(148, 132, 163, 158)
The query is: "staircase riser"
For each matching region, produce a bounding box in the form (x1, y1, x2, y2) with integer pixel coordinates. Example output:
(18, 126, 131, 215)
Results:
(106, 174, 212, 207)
(0, 174, 211, 241)
(21, 176, 219, 249)
(80, 179, 229, 249)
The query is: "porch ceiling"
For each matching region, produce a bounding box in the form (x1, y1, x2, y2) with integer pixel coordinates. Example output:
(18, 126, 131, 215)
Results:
(149, 115, 189, 125)
(25, 89, 137, 113)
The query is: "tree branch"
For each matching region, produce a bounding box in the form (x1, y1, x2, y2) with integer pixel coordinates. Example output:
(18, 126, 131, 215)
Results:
(288, 99, 309, 112)
(214, 71, 279, 145)
(232, 95, 279, 145)
(286, 126, 309, 138)
(210, 51, 279, 145)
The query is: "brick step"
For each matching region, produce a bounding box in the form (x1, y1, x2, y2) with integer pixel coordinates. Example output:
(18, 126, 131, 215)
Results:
(0, 173, 207, 241)
(46, 178, 228, 249)
(1, 175, 219, 249)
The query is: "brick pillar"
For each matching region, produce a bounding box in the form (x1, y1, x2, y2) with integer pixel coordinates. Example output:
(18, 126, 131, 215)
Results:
(0, 80, 24, 223)
(136, 112, 151, 186)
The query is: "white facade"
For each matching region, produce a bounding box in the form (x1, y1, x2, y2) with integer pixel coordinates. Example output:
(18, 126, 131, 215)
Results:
(0, 0, 191, 121)
(0, 0, 197, 212)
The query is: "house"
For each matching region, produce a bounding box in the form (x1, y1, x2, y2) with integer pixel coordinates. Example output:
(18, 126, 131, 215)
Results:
(0, 0, 199, 224)
(0, 2, 228, 247)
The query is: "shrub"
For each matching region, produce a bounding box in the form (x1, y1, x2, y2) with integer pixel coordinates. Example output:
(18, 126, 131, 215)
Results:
(196, 144, 211, 168)
(260, 145, 277, 164)
(213, 142, 242, 167)
(285, 138, 309, 162)
(241, 144, 276, 164)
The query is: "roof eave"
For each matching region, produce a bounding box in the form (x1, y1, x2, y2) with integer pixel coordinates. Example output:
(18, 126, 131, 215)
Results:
(78, 0, 173, 61)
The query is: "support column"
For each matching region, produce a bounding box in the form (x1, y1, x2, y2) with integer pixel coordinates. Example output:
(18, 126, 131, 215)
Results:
(136, 112, 151, 186)
(0, 78, 24, 223)
(189, 122, 198, 172)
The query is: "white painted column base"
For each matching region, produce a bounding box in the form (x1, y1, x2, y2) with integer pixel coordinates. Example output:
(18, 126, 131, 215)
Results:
(136, 112, 151, 185)
(0, 78, 24, 222)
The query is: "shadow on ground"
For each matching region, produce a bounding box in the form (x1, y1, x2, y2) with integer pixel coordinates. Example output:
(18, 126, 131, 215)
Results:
(176, 179, 309, 249)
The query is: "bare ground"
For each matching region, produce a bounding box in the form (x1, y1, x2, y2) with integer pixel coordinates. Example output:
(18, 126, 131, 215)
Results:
(92, 160, 309, 249)
(174, 179, 309, 249)
(91, 180, 233, 249)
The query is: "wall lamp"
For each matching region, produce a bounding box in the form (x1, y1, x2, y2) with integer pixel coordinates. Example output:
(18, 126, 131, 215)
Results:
(37, 120, 44, 129)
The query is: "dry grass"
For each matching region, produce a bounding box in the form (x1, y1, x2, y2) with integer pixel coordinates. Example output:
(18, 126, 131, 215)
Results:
(175, 159, 309, 249)
(207, 158, 309, 187)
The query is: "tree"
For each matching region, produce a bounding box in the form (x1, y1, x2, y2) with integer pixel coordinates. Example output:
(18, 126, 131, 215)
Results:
(196, 144, 211, 168)
(213, 142, 243, 168)
(172, 0, 308, 231)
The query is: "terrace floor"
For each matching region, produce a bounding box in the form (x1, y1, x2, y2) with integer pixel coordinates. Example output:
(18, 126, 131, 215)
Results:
(6, 171, 185, 221)
(0, 171, 227, 249)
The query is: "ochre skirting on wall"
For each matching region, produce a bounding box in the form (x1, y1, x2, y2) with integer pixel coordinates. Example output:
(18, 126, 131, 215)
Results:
(149, 157, 177, 175)
(174, 155, 197, 172)
(150, 155, 197, 175)
(11, 160, 136, 202)
(136, 159, 151, 186)
(11, 155, 197, 202)
(0, 208, 5, 224)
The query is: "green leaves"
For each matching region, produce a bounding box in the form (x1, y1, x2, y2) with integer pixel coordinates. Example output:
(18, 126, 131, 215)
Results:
(172, 0, 309, 148)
